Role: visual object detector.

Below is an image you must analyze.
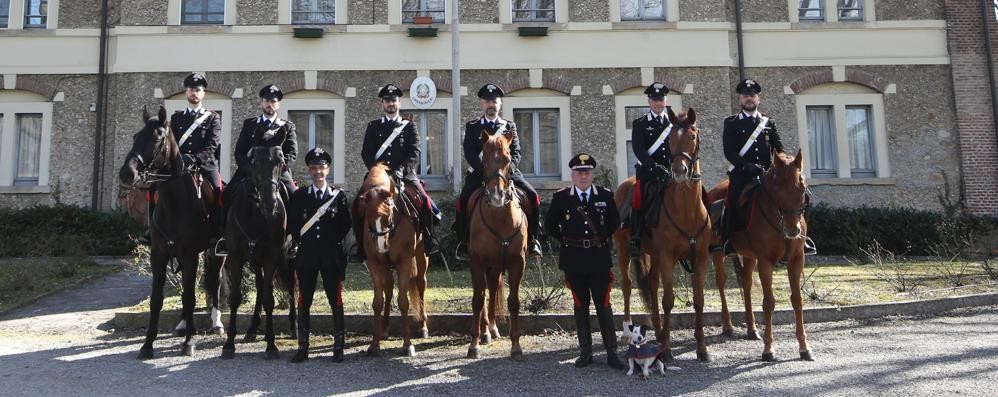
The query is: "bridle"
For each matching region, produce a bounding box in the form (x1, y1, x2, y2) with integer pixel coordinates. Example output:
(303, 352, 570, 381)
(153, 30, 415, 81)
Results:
(669, 126, 702, 183)
(129, 126, 178, 185)
(483, 169, 515, 208)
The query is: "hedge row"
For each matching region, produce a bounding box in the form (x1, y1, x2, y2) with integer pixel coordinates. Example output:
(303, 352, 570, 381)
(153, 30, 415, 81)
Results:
(0, 205, 143, 258)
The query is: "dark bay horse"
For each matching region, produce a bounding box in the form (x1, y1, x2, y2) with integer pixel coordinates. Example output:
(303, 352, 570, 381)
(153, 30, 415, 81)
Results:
(629, 108, 713, 362)
(467, 130, 528, 361)
(220, 125, 296, 360)
(119, 106, 219, 359)
(728, 150, 814, 361)
(359, 163, 429, 357)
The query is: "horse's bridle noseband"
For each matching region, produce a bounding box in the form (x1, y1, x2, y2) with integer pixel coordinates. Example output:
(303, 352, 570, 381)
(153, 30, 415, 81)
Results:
(670, 128, 702, 182)
(483, 170, 514, 208)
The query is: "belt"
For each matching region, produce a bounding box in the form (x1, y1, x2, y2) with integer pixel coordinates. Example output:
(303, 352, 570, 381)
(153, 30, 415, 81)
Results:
(562, 237, 605, 249)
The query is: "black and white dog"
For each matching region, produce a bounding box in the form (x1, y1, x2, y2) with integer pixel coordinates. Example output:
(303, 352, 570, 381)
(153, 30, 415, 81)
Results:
(622, 324, 666, 378)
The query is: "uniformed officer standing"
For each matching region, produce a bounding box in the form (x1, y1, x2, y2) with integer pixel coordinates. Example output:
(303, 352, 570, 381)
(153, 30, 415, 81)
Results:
(545, 153, 625, 370)
(453, 83, 543, 261)
(142, 73, 223, 242)
(717, 79, 816, 256)
(628, 82, 674, 258)
(287, 148, 351, 363)
(348, 84, 439, 262)
(216, 84, 299, 255)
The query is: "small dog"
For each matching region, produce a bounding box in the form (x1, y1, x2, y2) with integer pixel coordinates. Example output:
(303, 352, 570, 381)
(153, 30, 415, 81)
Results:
(623, 325, 666, 378)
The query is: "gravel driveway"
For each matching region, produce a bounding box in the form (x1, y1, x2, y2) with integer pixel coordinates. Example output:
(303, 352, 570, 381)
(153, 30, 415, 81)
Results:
(1, 270, 996, 396)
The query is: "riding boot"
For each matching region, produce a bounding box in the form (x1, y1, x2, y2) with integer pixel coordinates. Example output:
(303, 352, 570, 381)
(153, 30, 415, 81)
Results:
(574, 307, 593, 368)
(421, 211, 440, 256)
(628, 210, 643, 258)
(348, 210, 366, 263)
(290, 313, 310, 363)
(331, 304, 346, 363)
(214, 201, 229, 257)
(597, 307, 625, 370)
(454, 210, 470, 261)
(527, 210, 543, 257)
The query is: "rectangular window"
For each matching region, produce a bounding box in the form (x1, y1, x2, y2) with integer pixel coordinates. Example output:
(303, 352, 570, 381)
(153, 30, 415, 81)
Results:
(404, 110, 447, 178)
(402, 0, 445, 23)
(620, 0, 664, 21)
(513, 108, 560, 177)
(513, 0, 555, 22)
(14, 114, 42, 186)
(837, 0, 863, 20)
(293, 0, 335, 24)
(182, 0, 225, 25)
(846, 105, 876, 177)
(624, 106, 650, 177)
(806, 106, 837, 178)
(288, 110, 335, 180)
(797, 0, 824, 21)
(23, 0, 47, 28)
(1, 1, 10, 28)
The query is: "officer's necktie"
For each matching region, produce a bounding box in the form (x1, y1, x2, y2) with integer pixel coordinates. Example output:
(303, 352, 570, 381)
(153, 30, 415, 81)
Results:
(315, 189, 323, 201)
(655, 115, 663, 125)
(581, 192, 588, 206)
(487, 121, 495, 131)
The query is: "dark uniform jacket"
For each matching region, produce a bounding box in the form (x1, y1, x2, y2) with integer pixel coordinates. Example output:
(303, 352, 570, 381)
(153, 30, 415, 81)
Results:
(170, 108, 222, 171)
(287, 184, 351, 270)
(722, 111, 784, 176)
(361, 115, 420, 181)
(234, 116, 298, 174)
(631, 109, 674, 168)
(545, 185, 620, 273)
(463, 116, 523, 178)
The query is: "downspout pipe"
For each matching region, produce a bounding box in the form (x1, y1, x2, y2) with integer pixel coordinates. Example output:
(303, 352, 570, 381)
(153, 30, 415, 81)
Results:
(735, 0, 746, 81)
(981, 0, 998, 149)
(91, 0, 110, 209)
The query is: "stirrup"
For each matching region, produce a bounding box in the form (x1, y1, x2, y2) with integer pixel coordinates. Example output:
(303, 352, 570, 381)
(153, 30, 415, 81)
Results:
(214, 238, 228, 257)
(804, 236, 817, 256)
(347, 244, 366, 263)
(455, 241, 469, 262)
(723, 241, 737, 258)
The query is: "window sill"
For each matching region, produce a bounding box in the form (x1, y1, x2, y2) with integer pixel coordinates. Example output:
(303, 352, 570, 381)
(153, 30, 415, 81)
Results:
(807, 177, 895, 186)
(527, 179, 570, 190)
(0, 185, 51, 194)
(611, 21, 677, 30)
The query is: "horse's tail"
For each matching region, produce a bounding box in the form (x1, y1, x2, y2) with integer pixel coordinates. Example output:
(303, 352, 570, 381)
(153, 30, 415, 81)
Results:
(408, 274, 425, 322)
(632, 255, 657, 313)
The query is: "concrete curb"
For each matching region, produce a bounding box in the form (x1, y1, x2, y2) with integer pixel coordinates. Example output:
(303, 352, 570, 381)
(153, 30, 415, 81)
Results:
(113, 292, 998, 334)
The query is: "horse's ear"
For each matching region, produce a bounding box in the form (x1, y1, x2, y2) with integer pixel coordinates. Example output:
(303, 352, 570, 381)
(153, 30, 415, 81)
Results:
(772, 148, 782, 167)
(479, 129, 490, 145)
(142, 106, 152, 123)
(158, 106, 168, 127)
(666, 107, 678, 124)
(499, 130, 513, 146)
(793, 149, 804, 170)
(685, 107, 697, 126)
(273, 125, 287, 146)
(253, 124, 266, 143)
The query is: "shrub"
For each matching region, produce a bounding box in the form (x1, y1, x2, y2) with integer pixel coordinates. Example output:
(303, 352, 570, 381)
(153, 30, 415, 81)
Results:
(0, 205, 143, 258)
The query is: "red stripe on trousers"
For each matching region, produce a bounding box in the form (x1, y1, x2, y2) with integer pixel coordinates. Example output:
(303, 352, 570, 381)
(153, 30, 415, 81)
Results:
(565, 278, 581, 308)
(632, 179, 642, 210)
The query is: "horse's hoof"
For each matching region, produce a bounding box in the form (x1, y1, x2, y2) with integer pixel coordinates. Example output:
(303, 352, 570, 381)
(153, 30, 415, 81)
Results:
(697, 350, 712, 362)
(419, 328, 430, 339)
(403, 345, 416, 357)
(745, 330, 761, 340)
(662, 350, 674, 362)
(211, 327, 224, 336)
(181, 344, 195, 356)
(137, 347, 154, 360)
(510, 350, 525, 362)
(243, 333, 257, 343)
(800, 350, 815, 361)
(481, 333, 492, 345)
(721, 328, 735, 337)
(264, 349, 280, 360)
(762, 352, 775, 362)
(220, 348, 235, 360)
(366, 345, 382, 357)
(467, 348, 479, 359)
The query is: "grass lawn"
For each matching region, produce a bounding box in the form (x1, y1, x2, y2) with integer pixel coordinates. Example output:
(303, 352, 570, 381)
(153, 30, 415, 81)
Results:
(0, 258, 120, 312)
(130, 257, 997, 315)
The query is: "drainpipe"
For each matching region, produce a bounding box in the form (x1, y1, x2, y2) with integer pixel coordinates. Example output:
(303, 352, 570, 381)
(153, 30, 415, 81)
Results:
(981, 0, 998, 149)
(734, 0, 746, 81)
(91, 0, 110, 209)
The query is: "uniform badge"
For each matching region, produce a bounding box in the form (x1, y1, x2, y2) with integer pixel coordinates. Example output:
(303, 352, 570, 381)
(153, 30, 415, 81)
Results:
(565, 213, 571, 220)
(595, 201, 606, 207)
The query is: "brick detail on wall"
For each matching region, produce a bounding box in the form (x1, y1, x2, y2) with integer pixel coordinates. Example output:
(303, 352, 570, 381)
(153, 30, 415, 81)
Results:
(787, 70, 889, 94)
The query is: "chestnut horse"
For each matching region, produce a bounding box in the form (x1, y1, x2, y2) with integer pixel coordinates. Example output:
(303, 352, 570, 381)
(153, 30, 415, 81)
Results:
(628, 108, 712, 362)
(466, 130, 528, 361)
(359, 163, 429, 357)
(728, 150, 814, 361)
(119, 106, 219, 359)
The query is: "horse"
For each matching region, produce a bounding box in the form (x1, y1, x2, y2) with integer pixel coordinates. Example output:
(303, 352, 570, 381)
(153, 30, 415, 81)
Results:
(466, 129, 528, 361)
(119, 106, 220, 359)
(629, 108, 712, 362)
(220, 124, 297, 360)
(728, 150, 814, 361)
(358, 163, 429, 357)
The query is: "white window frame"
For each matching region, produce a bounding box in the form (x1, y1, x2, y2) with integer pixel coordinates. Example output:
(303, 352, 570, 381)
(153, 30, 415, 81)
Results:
(164, 94, 234, 179)
(502, 92, 572, 182)
(279, 0, 348, 25)
(0, 100, 53, 189)
(168, 0, 235, 26)
(389, 0, 451, 25)
(615, 0, 670, 22)
(794, 91, 889, 179)
(500, 0, 567, 24)
(399, 93, 451, 183)
(0, 0, 59, 29)
(788, 0, 875, 23)
(277, 96, 347, 184)
(613, 89, 683, 184)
